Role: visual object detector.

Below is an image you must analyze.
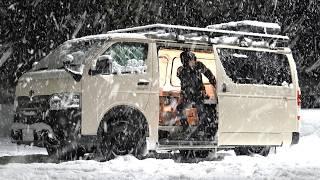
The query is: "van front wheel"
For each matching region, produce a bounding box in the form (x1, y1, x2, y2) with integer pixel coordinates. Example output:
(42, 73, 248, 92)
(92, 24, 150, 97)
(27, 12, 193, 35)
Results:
(234, 146, 270, 156)
(97, 118, 146, 160)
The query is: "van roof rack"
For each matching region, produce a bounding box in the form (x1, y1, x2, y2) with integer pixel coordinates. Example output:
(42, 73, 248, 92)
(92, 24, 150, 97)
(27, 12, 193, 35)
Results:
(108, 23, 289, 48)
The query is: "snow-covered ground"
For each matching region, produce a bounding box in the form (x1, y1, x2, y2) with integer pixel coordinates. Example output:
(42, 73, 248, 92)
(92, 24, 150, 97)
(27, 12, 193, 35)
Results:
(0, 109, 319, 180)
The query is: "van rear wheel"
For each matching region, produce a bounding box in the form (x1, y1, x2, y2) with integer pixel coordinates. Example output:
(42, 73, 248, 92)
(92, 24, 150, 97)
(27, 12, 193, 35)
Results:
(234, 146, 270, 156)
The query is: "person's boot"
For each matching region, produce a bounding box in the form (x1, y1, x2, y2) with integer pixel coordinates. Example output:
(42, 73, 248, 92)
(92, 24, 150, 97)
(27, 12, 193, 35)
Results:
(180, 117, 189, 131)
(196, 123, 206, 140)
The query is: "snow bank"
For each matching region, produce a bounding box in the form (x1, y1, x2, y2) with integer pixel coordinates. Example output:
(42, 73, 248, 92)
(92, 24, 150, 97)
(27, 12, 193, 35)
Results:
(0, 138, 47, 157)
(300, 109, 320, 137)
(0, 109, 320, 180)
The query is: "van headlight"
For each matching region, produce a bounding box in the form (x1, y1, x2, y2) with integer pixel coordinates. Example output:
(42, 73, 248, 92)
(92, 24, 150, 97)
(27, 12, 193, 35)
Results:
(49, 93, 81, 110)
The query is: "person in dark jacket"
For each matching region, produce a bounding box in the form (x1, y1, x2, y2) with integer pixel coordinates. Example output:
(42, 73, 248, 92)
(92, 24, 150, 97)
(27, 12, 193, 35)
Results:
(176, 50, 217, 139)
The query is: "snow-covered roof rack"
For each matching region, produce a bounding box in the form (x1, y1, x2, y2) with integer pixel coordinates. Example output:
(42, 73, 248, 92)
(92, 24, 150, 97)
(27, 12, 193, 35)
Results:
(108, 24, 289, 48)
(206, 20, 281, 35)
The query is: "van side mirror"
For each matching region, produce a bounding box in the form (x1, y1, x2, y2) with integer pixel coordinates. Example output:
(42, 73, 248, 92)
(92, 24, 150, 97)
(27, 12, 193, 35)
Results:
(89, 55, 113, 75)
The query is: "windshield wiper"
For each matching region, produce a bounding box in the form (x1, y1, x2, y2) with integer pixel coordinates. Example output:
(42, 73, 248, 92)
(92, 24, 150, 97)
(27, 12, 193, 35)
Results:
(57, 66, 65, 69)
(34, 67, 48, 71)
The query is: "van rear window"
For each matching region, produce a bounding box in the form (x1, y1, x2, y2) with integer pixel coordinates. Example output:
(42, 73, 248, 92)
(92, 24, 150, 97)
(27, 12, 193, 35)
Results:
(217, 48, 292, 86)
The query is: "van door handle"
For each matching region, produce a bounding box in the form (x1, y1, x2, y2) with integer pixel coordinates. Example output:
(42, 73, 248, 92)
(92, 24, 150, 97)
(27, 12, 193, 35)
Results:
(137, 79, 150, 86)
(222, 83, 228, 92)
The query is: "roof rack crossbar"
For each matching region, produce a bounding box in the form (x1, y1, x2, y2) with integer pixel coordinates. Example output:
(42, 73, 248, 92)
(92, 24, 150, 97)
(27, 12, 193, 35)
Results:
(107, 24, 289, 41)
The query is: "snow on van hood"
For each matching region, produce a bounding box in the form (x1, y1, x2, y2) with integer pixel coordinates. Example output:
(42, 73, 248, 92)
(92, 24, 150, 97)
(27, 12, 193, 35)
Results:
(16, 69, 81, 97)
(19, 69, 73, 81)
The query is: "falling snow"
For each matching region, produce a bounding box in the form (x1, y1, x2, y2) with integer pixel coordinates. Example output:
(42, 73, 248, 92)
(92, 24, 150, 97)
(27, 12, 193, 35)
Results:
(0, 1, 320, 179)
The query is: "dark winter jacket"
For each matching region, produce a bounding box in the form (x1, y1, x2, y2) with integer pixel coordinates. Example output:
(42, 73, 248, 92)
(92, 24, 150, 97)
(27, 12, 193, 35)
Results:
(177, 61, 216, 103)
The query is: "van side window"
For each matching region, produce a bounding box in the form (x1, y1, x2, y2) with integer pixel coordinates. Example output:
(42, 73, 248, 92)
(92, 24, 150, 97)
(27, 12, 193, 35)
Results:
(217, 48, 292, 86)
(102, 42, 148, 74)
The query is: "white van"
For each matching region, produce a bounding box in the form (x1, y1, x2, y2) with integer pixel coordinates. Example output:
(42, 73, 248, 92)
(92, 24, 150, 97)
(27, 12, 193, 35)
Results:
(11, 22, 301, 159)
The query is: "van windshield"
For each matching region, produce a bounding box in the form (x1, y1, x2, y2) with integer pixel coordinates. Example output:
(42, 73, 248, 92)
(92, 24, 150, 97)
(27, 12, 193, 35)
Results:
(33, 39, 106, 74)
(217, 48, 292, 86)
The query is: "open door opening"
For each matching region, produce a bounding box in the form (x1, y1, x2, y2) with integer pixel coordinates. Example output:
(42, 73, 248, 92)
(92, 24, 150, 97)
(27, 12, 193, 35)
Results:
(157, 47, 218, 145)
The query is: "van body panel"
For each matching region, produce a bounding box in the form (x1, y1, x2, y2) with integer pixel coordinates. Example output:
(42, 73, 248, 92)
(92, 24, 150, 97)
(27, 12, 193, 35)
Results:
(144, 42, 160, 144)
(81, 39, 156, 135)
(218, 132, 292, 146)
(213, 45, 299, 146)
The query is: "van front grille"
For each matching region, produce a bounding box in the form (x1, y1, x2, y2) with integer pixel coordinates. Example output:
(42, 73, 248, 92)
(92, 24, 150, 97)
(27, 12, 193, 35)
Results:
(17, 95, 50, 110)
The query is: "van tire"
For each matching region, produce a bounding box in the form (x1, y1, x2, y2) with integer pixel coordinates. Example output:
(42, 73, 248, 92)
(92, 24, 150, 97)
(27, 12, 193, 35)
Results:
(180, 150, 210, 159)
(45, 113, 82, 161)
(45, 140, 80, 160)
(45, 135, 83, 161)
(46, 145, 78, 160)
(234, 146, 270, 156)
(97, 108, 147, 160)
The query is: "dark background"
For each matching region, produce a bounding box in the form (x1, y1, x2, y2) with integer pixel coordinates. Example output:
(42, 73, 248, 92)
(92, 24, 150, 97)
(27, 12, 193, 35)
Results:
(0, 0, 319, 108)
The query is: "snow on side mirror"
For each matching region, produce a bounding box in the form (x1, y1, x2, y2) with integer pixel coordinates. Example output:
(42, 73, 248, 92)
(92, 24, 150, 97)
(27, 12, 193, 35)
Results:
(31, 61, 39, 70)
(98, 55, 112, 62)
(62, 54, 74, 65)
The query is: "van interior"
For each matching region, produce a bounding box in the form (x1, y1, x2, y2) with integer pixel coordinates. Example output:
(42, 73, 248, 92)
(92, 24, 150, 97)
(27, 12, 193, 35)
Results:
(157, 46, 218, 144)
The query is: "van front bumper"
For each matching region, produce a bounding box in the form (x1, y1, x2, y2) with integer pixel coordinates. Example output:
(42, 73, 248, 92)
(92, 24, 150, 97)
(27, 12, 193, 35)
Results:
(11, 122, 54, 146)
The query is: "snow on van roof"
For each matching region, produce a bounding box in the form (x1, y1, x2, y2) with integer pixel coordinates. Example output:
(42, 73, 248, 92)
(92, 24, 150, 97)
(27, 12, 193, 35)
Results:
(66, 22, 285, 45)
(207, 20, 281, 30)
(108, 24, 287, 38)
(67, 33, 148, 43)
(106, 23, 289, 48)
(63, 23, 288, 49)
(206, 20, 281, 34)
